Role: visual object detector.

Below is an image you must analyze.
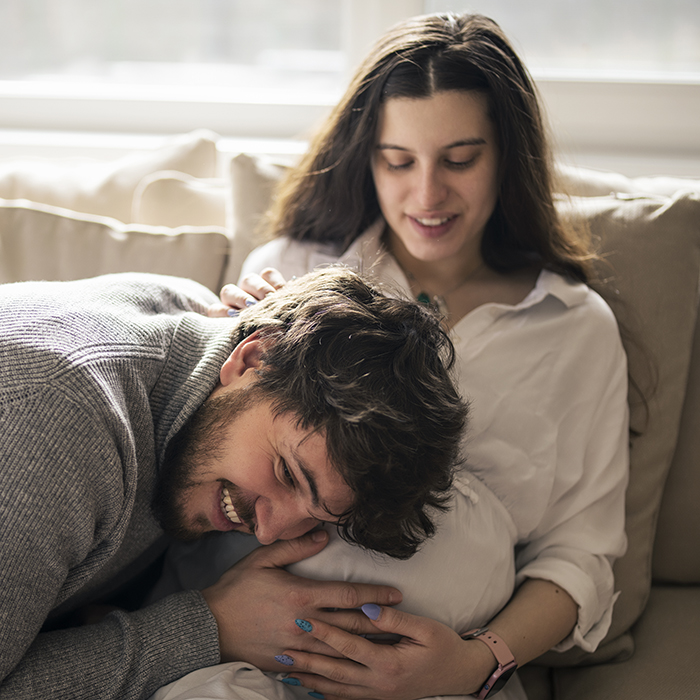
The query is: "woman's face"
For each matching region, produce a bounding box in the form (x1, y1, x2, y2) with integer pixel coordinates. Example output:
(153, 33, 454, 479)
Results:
(371, 90, 499, 265)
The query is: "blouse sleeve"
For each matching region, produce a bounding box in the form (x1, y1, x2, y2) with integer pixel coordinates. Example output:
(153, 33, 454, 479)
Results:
(239, 239, 335, 284)
(512, 292, 630, 652)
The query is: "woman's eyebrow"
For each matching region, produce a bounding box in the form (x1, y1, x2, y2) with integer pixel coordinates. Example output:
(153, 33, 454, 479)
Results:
(376, 137, 487, 151)
(445, 137, 487, 148)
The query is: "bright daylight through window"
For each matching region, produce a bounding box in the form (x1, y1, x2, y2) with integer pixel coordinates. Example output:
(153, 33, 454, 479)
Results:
(0, 0, 698, 163)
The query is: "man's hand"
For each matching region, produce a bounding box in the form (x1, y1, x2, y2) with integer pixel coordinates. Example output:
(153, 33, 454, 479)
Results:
(201, 530, 403, 671)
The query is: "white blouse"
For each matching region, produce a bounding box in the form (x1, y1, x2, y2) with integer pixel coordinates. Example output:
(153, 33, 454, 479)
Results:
(241, 220, 630, 653)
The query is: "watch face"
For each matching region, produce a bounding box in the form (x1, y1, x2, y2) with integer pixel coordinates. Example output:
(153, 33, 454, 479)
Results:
(484, 666, 517, 698)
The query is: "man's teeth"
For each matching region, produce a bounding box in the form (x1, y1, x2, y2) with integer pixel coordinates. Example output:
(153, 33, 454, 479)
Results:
(415, 216, 451, 226)
(221, 487, 242, 524)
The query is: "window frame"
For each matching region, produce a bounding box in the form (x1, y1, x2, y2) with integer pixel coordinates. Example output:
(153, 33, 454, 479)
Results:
(0, 0, 698, 173)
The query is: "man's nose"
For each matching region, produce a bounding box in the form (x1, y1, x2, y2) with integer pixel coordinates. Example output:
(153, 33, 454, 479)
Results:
(254, 499, 316, 545)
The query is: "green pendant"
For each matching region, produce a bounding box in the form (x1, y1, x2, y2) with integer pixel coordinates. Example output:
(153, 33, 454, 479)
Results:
(417, 292, 431, 305)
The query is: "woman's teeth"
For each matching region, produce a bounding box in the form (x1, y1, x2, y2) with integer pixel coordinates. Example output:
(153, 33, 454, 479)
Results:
(221, 487, 242, 524)
(415, 216, 451, 226)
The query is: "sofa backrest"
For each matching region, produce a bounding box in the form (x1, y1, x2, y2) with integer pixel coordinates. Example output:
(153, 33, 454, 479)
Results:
(652, 305, 700, 583)
(542, 170, 700, 666)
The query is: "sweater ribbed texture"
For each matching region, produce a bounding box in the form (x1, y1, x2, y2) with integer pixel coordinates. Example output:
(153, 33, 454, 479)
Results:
(0, 273, 233, 699)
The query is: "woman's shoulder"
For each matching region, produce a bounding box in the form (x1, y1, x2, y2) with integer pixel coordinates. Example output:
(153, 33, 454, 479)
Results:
(537, 270, 621, 335)
(239, 237, 340, 283)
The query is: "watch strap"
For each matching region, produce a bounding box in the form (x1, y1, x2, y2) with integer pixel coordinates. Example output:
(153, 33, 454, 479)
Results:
(461, 628, 517, 699)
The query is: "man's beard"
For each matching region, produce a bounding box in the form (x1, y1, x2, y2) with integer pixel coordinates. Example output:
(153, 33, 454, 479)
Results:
(152, 386, 259, 541)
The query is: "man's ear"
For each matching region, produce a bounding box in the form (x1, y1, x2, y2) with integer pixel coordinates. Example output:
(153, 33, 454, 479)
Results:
(219, 331, 265, 388)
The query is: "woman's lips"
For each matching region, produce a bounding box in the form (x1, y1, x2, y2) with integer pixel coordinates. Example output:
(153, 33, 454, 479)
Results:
(409, 214, 457, 239)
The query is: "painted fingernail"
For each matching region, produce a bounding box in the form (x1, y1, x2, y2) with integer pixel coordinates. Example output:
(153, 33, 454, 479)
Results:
(275, 654, 295, 666)
(227, 309, 240, 317)
(295, 619, 313, 632)
(361, 603, 381, 620)
(308, 693, 324, 699)
(282, 678, 301, 686)
(245, 299, 257, 307)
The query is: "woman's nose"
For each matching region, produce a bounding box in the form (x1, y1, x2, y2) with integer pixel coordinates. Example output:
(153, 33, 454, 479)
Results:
(416, 166, 448, 209)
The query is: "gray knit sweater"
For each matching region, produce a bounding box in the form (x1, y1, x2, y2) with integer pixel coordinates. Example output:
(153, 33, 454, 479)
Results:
(0, 273, 235, 699)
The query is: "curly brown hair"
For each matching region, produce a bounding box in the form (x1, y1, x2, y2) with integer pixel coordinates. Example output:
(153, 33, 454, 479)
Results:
(231, 266, 469, 559)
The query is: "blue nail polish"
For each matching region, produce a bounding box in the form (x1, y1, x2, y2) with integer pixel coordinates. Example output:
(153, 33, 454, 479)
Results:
(308, 693, 324, 699)
(282, 678, 301, 686)
(227, 309, 240, 317)
(295, 618, 313, 632)
(361, 603, 381, 620)
(275, 654, 295, 666)
(245, 299, 257, 307)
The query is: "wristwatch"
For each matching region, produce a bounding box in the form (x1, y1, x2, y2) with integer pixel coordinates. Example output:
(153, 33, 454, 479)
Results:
(461, 627, 517, 699)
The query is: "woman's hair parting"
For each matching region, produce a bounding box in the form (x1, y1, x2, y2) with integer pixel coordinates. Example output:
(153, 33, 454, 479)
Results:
(268, 12, 594, 282)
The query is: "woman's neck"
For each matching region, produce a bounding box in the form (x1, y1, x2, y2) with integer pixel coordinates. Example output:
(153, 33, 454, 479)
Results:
(383, 226, 540, 327)
(384, 229, 486, 298)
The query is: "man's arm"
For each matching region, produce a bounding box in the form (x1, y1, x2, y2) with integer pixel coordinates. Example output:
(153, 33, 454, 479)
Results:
(0, 591, 219, 700)
(0, 393, 220, 700)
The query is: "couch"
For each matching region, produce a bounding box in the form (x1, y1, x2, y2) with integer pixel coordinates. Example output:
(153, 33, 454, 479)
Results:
(1, 130, 698, 700)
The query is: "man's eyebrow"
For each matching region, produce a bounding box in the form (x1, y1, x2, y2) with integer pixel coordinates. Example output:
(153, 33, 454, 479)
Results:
(376, 137, 487, 151)
(291, 447, 321, 509)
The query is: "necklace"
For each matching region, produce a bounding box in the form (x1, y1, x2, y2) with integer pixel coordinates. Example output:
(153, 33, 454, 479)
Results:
(406, 263, 484, 317)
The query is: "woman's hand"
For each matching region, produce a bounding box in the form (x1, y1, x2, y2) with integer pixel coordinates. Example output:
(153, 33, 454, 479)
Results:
(207, 268, 287, 317)
(277, 605, 496, 700)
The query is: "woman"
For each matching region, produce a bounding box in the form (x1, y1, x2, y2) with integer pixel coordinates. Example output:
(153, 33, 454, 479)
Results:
(184, 12, 629, 700)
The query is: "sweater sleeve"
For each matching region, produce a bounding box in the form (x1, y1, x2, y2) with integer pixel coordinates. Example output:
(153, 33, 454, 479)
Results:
(0, 389, 220, 699)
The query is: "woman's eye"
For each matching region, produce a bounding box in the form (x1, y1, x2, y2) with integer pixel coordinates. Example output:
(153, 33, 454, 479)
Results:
(445, 157, 476, 170)
(386, 160, 413, 171)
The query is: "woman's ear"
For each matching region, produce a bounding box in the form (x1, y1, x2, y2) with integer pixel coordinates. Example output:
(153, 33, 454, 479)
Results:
(219, 331, 265, 387)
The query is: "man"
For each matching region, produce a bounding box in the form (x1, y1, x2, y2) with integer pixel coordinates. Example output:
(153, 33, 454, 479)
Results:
(0, 268, 467, 700)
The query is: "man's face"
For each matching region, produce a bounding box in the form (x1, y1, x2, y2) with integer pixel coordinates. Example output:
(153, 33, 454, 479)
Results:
(153, 336, 354, 545)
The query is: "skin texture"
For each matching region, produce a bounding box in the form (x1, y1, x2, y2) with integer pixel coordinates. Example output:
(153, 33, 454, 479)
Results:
(165, 334, 353, 544)
(373, 92, 538, 327)
(371, 91, 499, 277)
(170, 334, 353, 544)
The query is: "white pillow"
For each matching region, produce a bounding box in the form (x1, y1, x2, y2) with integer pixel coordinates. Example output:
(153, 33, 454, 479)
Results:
(132, 171, 228, 229)
(0, 198, 229, 293)
(554, 163, 700, 198)
(222, 153, 291, 284)
(0, 130, 219, 224)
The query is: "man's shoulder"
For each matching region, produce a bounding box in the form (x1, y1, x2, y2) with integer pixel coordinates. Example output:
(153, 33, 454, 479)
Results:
(0, 273, 220, 394)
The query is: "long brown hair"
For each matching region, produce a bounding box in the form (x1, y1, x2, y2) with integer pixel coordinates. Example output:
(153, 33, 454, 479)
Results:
(267, 13, 594, 283)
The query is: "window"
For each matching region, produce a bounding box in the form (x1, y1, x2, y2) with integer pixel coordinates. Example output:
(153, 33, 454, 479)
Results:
(427, 0, 700, 77)
(0, 0, 698, 170)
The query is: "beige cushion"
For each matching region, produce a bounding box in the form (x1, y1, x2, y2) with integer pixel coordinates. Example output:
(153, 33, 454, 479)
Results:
(539, 191, 700, 667)
(222, 152, 291, 284)
(554, 586, 700, 700)
(0, 130, 218, 224)
(0, 199, 229, 293)
(554, 163, 700, 199)
(132, 171, 228, 229)
(652, 301, 700, 583)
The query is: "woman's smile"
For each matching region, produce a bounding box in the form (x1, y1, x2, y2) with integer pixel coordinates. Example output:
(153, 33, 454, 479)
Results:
(371, 90, 500, 270)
